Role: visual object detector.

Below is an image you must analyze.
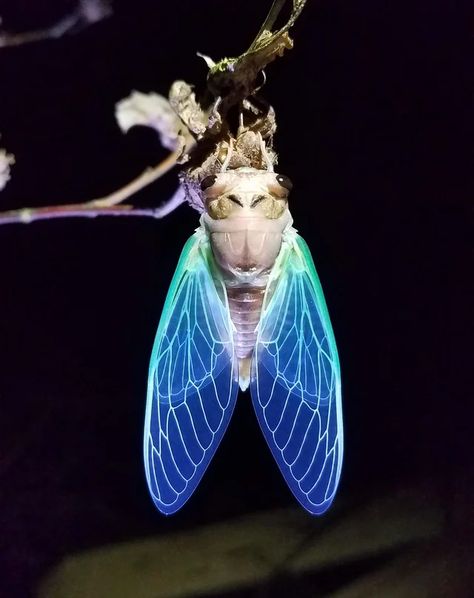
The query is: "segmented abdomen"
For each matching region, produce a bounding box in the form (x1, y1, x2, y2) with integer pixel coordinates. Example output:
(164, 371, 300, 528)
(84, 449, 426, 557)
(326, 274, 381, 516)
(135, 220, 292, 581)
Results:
(226, 285, 265, 359)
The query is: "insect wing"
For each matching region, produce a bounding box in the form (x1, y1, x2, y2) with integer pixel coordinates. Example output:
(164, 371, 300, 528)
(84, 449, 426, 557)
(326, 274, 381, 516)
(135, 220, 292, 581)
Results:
(251, 234, 343, 515)
(145, 233, 239, 514)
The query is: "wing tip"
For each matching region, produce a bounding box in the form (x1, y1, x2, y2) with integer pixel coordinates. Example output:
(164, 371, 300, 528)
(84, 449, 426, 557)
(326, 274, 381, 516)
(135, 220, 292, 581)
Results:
(297, 492, 338, 516)
(152, 500, 185, 516)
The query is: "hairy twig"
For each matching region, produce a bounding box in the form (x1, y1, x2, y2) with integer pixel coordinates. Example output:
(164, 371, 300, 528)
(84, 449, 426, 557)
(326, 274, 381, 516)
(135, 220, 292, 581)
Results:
(206, 0, 307, 106)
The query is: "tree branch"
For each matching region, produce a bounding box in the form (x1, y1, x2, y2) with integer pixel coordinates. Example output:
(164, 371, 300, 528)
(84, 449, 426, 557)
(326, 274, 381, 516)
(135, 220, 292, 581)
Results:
(0, 0, 112, 48)
(0, 204, 172, 225)
(0, 149, 182, 225)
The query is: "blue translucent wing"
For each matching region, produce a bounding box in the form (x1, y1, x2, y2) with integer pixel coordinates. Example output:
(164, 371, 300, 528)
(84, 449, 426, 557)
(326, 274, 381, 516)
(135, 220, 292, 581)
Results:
(251, 233, 343, 515)
(144, 231, 239, 515)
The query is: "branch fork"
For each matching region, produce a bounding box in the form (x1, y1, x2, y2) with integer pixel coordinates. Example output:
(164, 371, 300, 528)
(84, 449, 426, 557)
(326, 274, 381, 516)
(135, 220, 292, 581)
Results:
(0, 0, 307, 226)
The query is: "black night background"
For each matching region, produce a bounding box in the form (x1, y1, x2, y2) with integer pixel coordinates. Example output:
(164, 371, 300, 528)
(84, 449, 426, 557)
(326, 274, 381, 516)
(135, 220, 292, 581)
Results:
(0, 1, 472, 596)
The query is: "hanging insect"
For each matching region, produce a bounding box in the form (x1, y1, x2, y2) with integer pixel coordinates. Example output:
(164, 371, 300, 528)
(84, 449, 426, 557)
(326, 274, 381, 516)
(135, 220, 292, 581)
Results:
(143, 0, 343, 515)
(0, 1, 342, 517)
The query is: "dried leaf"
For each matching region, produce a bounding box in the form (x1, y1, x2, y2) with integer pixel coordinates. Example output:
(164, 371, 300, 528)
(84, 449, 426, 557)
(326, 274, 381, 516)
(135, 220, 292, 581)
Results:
(115, 91, 182, 151)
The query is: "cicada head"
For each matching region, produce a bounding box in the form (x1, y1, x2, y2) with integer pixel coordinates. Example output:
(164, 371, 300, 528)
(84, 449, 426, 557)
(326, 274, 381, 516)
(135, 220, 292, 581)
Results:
(201, 168, 292, 221)
(199, 131, 292, 220)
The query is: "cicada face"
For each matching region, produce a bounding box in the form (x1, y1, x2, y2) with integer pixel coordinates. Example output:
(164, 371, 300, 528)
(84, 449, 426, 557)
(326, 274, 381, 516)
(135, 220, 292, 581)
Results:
(201, 167, 292, 221)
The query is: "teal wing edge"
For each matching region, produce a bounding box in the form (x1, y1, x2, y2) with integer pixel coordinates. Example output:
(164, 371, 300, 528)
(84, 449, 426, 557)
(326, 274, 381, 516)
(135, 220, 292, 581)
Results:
(250, 230, 343, 515)
(144, 230, 239, 515)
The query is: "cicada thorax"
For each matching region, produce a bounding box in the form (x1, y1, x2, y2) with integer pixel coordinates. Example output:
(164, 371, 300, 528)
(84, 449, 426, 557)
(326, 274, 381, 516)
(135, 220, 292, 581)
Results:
(200, 166, 294, 390)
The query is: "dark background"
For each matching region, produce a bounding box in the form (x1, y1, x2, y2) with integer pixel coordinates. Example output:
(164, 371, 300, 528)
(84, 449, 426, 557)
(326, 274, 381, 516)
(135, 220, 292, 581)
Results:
(0, 1, 471, 596)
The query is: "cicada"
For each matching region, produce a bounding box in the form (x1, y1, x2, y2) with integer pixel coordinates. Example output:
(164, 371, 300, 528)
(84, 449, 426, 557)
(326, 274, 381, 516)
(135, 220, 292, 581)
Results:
(144, 136, 343, 515)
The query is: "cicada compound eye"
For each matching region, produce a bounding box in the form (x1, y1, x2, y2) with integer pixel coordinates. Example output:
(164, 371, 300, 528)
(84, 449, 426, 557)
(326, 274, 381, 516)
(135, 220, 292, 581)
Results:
(200, 175, 217, 191)
(276, 174, 293, 192)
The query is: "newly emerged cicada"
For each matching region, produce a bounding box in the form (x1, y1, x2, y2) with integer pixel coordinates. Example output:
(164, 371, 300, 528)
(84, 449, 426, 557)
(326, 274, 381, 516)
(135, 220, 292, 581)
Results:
(144, 134, 343, 515)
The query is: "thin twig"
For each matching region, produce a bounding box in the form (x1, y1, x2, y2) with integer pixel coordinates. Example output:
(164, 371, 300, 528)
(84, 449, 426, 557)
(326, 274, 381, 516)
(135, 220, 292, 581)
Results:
(0, 149, 182, 225)
(0, 0, 112, 48)
(88, 149, 180, 207)
(0, 204, 173, 225)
